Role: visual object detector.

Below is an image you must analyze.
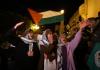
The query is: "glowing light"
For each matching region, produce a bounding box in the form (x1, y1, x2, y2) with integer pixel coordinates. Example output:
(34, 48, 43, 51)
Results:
(34, 24, 40, 30)
(30, 24, 40, 31)
(60, 10, 64, 14)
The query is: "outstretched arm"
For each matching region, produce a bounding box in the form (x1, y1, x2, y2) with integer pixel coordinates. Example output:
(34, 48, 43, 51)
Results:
(5, 22, 24, 39)
(14, 22, 24, 29)
(68, 20, 91, 53)
(8, 22, 24, 34)
(4, 22, 24, 46)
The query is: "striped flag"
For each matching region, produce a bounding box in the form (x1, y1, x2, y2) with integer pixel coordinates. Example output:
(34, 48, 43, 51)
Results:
(28, 8, 43, 24)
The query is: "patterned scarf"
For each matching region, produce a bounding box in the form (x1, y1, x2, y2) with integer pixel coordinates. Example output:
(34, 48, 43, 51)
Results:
(19, 34, 35, 56)
(57, 43, 63, 70)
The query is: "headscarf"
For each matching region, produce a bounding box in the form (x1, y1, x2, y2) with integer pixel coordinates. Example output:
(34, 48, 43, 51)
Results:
(40, 29, 52, 45)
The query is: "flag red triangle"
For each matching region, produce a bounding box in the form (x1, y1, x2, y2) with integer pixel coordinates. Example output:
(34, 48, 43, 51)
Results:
(28, 8, 43, 24)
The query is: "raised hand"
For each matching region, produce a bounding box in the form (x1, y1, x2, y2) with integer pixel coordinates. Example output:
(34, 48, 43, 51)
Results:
(79, 20, 91, 30)
(14, 22, 24, 29)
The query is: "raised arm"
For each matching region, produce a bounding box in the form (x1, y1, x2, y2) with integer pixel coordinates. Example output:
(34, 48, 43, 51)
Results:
(4, 22, 24, 43)
(68, 20, 91, 53)
(14, 22, 24, 29)
(6, 22, 24, 36)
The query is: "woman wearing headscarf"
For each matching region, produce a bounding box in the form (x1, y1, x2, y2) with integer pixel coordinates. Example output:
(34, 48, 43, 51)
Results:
(57, 20, 91, 70)
(57, 33, 68, 70)
(38, 29, 57, 70)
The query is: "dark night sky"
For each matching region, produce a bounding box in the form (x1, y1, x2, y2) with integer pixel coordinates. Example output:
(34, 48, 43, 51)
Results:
(0, 0, 84, 34)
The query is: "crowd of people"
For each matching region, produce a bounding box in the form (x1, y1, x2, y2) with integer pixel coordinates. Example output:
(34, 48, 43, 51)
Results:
(0, 17, 100, 70)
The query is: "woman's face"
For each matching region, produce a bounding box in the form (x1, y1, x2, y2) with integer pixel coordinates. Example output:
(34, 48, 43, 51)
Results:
(47, 32, 53, 44)
(87, 20, 96, 28)
(28, 32, 34, 40)
(60, 34, 67, 44)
